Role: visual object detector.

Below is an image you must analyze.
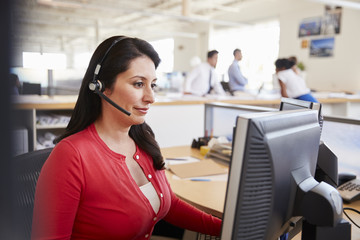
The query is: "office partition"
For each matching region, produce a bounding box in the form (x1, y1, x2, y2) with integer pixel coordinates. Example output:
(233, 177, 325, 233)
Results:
(204, 102, 277, 141)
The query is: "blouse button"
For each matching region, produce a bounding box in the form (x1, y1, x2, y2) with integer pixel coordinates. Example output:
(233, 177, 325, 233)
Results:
(148, 174, 152, 179)
(135, 155, 139, 160)
(145, 234, 149, 238)
(160, 193, 163, 198)
(153, 217, 157, 221)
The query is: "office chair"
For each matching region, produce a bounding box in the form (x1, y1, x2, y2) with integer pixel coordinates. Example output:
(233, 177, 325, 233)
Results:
(13, 147, 53, 240)
(220, 81, 234, 96)
(21, 82, 42, 95)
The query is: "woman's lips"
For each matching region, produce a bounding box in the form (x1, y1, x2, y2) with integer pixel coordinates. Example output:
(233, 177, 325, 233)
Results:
(134, 107, 149, 114)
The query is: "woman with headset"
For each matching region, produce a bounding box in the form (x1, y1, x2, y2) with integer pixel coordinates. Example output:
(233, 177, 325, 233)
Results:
(31, 36, 221, 239)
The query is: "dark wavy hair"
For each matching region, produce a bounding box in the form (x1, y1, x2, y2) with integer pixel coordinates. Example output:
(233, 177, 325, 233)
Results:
(275, 58, 295, 70)
(55, 36, 165, 170)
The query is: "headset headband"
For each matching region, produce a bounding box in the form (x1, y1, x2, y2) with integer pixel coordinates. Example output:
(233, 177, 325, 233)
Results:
(89, 36, 129, 91)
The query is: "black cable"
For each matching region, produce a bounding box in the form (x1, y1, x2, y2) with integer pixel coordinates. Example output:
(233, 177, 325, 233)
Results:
(94, 88, 131, 116)
(343, 207, 360, 229)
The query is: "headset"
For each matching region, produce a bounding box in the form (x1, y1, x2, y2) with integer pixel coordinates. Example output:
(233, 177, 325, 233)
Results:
(88, 36, 131, 116)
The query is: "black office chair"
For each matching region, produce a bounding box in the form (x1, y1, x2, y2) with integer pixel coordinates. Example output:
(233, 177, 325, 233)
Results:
(21, 82, 42, 95)
(13, 148, 53, 240)
(220, 81, 234, 96)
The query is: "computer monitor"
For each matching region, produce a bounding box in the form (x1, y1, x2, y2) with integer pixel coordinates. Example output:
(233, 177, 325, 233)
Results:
(279, 98, 337, 187)
(221, 110, 345, 240)
(279, 97, 323, 128)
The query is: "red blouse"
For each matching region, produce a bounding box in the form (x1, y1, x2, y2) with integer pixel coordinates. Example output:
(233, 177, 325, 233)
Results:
(31, 124, 221, 240)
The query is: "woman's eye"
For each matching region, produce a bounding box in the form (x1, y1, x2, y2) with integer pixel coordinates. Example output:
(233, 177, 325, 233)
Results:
(151, 83, 157, 89)
(134, 82, 144, 88)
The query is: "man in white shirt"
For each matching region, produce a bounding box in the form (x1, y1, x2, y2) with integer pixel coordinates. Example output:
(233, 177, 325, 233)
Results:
(184, 50, 225, 96)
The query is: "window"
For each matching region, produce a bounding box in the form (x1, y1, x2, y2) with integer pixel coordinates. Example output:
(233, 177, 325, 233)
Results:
(74, 52, 92, 69)
(210, 20, 280, 91)
(150, 38, 174, 73)
(23, 52, 66, 69)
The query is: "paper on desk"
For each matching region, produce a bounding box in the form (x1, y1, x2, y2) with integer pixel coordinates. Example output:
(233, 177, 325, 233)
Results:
(168, 159, 228, 179)
(171, 173, 228, 182)
(165, 156, 200, 167)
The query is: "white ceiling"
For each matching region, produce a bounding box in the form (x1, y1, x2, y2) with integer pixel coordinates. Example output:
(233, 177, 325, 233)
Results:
(12, 0, 248, 53)
(11, 0, 360, 54)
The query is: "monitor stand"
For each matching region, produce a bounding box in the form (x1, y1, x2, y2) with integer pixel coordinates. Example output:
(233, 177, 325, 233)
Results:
(315, 141, 338, 187)
(301, 218, 351, 240)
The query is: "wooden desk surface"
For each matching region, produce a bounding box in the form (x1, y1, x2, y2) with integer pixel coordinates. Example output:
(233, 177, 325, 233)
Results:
(12, 95, 281, 109)
(162, 146, 227, 218)
(161, 146, 360, 239)
(12, 94, 360, 110)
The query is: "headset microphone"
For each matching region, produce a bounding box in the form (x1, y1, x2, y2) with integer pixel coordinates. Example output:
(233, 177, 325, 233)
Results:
(88, 37, 131, 116)
(94, 86, 131, 116)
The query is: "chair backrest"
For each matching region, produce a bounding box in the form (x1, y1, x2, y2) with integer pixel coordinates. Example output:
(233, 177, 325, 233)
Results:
(220, 81, 233, 95)
(21, 82, 41, 95)
(13, 148, 53, 240)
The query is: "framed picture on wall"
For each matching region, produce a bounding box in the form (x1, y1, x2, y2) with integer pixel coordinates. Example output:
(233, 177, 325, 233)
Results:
(310, 37, 335, 57)
(322, 5, 342, 35)
(298, 17, 322, 37)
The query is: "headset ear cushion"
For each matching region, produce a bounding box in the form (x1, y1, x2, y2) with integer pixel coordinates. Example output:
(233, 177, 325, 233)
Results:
(98, 80, 105, 92)
(88, 80, 105, 92)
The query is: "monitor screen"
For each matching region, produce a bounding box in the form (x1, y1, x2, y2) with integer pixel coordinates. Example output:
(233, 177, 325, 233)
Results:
(321, 116, 360, 177)
(221, 109, 343, 240)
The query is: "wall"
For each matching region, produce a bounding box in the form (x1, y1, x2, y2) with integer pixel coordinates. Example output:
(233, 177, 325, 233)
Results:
(279, 6, 360, 92)
(173, 22, 212, 73)
(173, 37, 198, 72)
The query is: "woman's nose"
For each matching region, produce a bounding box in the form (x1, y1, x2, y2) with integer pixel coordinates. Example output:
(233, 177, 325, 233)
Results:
(143, 85, 155, 103)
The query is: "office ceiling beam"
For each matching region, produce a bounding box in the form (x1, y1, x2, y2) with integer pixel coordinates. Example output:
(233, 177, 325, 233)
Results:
(182, 0, 191, 16)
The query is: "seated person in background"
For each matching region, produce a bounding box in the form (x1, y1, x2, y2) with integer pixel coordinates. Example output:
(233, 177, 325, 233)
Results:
(31, 36, 222, 240)
(228, 48, 248, 94)
(184, 50, 225, 96)
(275, 58, 318, 103)
(288, 56, 301, 75)
(9, 73, 21, 95)
(288, 55, 308, 81)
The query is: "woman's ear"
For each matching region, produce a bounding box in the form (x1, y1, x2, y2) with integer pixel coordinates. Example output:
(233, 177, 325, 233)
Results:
(103, 87, 112, 96)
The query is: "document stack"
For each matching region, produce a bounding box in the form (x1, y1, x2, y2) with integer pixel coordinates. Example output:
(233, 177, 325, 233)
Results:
(206, 143, 232, 163)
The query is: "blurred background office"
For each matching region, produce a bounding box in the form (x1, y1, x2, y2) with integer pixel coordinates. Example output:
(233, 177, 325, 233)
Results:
(9, 0, 360, 97)
(9, 0, 360, 155)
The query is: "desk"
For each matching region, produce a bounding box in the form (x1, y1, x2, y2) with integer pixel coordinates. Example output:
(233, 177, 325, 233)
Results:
(13, 94, 360, 150)
(161, 146, 360, 239)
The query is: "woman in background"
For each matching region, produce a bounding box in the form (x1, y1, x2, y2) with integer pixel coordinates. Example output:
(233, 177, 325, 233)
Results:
(275, 58, 318, 103)
(31, 36, 221, 240)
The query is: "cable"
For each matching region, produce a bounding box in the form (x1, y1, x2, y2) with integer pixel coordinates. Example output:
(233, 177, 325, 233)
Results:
(343, 207, 360, 229)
